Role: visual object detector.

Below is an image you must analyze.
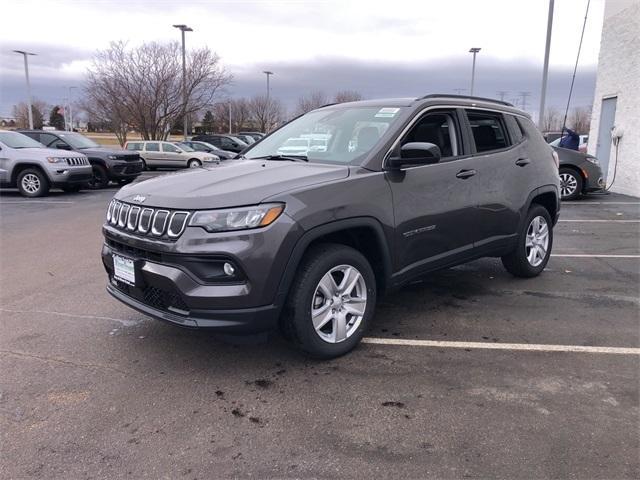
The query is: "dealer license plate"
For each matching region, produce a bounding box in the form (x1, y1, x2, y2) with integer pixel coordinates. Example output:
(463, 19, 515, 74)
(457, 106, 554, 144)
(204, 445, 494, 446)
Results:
(113, 254, 136, 286)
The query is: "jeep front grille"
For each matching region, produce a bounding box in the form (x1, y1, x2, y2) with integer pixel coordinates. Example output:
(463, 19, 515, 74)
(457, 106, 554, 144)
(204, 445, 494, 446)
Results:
(65, 157, 89, 166)
(106, 200, 190, 239)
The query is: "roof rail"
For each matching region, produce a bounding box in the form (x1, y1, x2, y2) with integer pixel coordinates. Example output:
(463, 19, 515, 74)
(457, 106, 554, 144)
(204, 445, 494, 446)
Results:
(416, 93, 514, 107)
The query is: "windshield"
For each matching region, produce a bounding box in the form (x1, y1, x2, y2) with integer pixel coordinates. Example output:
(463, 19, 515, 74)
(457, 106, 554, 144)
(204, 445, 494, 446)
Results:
(176, 142, 195, 152)
(0, 131, 43, 149)
(58, 132, 100, 149)
(245, 106, 405, 164)
(229, 136, 248, 146)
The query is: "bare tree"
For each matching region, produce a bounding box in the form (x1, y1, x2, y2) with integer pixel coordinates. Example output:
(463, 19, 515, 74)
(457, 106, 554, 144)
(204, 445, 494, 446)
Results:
(249, 95, 284, 133)
(230, 98, 251, 132)
(295, 90, 329, 115)
(333, 90, 363, 103)
(568, 106, 591, 134)
(85, 41, 231, 140)
(541, 106, 561, 133)
(12, 99, 47, 129)
(80, 96, 130, 146)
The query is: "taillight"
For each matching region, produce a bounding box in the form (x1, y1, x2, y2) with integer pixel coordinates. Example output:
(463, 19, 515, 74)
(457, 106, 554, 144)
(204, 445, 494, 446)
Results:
(552, 150, 559, 168)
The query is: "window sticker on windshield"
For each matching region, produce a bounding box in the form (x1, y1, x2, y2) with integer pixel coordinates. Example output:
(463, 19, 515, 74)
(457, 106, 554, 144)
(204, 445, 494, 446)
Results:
(375, 107, 400, 118)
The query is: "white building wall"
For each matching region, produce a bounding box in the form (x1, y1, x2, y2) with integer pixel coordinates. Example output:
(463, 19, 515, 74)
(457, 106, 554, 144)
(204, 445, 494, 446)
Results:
(588, 0, 640, 197)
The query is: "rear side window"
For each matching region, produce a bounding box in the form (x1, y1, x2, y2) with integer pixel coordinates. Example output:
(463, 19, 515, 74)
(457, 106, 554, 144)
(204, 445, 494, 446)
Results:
(145, 142, 160, 152)
(466, 111, 510, 153)
(504, 115, 524, 143)
(126, 142, 143, 151)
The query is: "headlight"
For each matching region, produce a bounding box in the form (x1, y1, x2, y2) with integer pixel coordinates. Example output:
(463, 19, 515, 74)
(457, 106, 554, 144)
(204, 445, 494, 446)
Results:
(189, 203, 284, 233)
(108, 155, 117, 160)
(204, 156, 215, 162)
(46, 157, 66, 163)
(585, 155, 599, 165)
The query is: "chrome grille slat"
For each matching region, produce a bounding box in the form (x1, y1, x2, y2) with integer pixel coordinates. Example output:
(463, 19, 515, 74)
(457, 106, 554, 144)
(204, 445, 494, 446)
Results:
(107, 201, 188, 240)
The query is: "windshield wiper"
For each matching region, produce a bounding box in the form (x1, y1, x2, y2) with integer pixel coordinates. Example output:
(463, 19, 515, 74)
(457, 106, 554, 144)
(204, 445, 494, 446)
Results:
(251, 154, 308, 162)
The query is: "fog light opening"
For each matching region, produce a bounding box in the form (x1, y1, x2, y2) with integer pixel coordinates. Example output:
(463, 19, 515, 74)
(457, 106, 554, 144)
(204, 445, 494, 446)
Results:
(223, 262, 235, 276)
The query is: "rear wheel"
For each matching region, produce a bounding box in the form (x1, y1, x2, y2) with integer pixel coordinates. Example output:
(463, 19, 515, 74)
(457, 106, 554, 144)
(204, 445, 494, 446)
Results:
(282, 244, 376, 359)
(17, 168, 50, 197)
(87, 164, 109, 189)
(501, 204, 553, 278)
(559, 168, 582, 201)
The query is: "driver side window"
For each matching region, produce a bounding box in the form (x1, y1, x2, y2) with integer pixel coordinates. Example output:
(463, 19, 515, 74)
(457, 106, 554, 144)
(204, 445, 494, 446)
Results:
(402, 111, 460, 160)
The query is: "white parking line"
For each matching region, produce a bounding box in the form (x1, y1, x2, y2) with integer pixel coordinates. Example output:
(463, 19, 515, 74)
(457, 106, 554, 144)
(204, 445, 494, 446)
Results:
(0, 308, 140, 327)
(362, 337, 640, 355)
(551, 254, 640, 258)
(563, 201, 640, 205)
(559, 219, 640, 223)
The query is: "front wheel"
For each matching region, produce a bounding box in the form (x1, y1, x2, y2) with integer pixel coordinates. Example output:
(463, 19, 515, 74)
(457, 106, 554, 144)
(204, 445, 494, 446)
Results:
(559, 168, 582, 201)
(87, 165, 109, 189)
(18, 168, 50, 197)
(187, 159, 202, 168)
(501, 204, 553, 278)
(282, 243, 376, 359)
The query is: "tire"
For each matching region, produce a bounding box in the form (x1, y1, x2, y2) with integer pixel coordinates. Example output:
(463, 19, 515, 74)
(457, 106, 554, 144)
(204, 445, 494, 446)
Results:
(501, 204, 553, 278)
(61, 185, 82, 193)
(187, 159, 202, 168)
(559, 168, 583, 201)
(87, 164, 109, 189)
(17, 168, 50, 197)
(281, 243, 377, 359)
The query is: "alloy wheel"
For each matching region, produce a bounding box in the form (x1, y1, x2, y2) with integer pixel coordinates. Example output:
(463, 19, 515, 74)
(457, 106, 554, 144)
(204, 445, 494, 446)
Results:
(525, 216, 549, 267)
(560, 173, 578, 198)
(311, 264, 367, 343)
(21, 173, 40, 194)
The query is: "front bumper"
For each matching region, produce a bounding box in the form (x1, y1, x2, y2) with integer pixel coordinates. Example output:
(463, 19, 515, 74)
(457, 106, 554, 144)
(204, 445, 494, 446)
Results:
(108, 160, 144, 179)
(49, 165, 93, 186)
(580, 161, 605, 192)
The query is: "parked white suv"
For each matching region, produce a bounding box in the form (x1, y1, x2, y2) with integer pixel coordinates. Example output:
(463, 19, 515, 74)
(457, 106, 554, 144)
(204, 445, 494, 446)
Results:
(0, 130, 92, 197)
(124, 141, 218, 170)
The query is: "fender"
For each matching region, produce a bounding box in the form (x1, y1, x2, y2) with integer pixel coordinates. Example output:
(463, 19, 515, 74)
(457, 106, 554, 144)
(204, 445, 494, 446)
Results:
(274, 217, 393, 306)
(86, 156, 107, 168)
(10, 162, 50, 183)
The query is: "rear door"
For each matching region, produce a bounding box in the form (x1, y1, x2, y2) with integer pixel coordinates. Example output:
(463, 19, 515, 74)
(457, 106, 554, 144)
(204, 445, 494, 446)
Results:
(143, 142, 162, 166)
(386, 108, 479, 279)
(463, 109, 525, 251)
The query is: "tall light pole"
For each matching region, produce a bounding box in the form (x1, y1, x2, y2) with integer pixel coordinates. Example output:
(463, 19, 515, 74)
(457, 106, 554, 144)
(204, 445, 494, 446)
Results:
(13, 50, 36, 129)
(68, 86, 77, 131)
(263, 71, 274, 103)
(173, 24, 193, 141)
(538, 0, 555, 128)
(468, 47, 481, 96)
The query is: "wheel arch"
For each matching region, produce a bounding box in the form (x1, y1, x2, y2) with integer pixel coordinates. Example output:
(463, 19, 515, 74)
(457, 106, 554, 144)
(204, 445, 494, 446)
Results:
(11, 163, 50, 184)
(275, 217, 393, 305)
(523, 185, 560, 228)
(559, 164, 586, 192)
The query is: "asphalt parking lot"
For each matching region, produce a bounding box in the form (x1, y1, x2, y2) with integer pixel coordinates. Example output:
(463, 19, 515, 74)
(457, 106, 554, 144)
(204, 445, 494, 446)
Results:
(1, 173, 639, 479)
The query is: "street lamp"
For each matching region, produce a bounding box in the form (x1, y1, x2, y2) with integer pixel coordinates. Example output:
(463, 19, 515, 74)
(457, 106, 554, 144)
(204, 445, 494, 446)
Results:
(468, 47, 481, 96)
(263, 71, 274, 103)
(173, 24, 193, 141)
(13, 50, 36, 129)
(538, 0, 555, 127)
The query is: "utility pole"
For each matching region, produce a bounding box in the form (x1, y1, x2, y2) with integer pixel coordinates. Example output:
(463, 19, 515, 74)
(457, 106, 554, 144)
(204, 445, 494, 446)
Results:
(228, 100, 232, 134)
(496, 91, 508, 102)
(468, 47, 481, 96)
(263, 71, 274, 103)
(519, 92, 531, 111)
(173, 24, 193, 141)
(538, 0, 555, 128)
(13, 50, 36, 129)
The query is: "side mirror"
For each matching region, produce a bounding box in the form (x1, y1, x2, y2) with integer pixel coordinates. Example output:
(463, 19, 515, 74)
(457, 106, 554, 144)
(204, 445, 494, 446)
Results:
(387, 142, 441, 169)
(56, 143, 72, 150)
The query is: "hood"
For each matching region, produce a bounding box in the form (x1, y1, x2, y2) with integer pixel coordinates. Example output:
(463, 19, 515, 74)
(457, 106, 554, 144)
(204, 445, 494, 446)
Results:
(116, 159, 349, 209)
(15, 147, 87, 160)
(78, 147, 138, 157)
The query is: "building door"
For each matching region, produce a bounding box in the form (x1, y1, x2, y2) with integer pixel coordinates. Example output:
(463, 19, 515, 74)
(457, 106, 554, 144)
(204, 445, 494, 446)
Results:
(596, 96, 617, 180)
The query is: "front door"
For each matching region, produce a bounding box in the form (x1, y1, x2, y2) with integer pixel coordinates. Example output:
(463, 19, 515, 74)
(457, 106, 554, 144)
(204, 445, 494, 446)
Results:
(596, 96, 617, 180)
(161, 143, 186, 167)
(386, 109, 479, 279)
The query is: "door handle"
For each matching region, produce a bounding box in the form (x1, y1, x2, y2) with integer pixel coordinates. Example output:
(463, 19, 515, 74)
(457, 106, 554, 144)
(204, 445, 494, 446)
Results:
(515, 158, 531, 167)
(456, 169, 476, 179)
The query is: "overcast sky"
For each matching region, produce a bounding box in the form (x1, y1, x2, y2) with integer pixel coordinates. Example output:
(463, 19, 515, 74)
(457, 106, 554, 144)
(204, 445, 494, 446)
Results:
(1, 0, 605, 119)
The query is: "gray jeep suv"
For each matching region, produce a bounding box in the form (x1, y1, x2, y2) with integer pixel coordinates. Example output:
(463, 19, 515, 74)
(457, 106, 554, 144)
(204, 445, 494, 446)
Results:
(102, 95, 560, 358)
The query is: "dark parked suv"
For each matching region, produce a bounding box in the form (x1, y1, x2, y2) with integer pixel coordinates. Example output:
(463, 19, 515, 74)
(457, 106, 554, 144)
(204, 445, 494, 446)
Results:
(191, 134, 248, 153)
(102, 95, 560, 358)
(20, 130, 144, 189)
